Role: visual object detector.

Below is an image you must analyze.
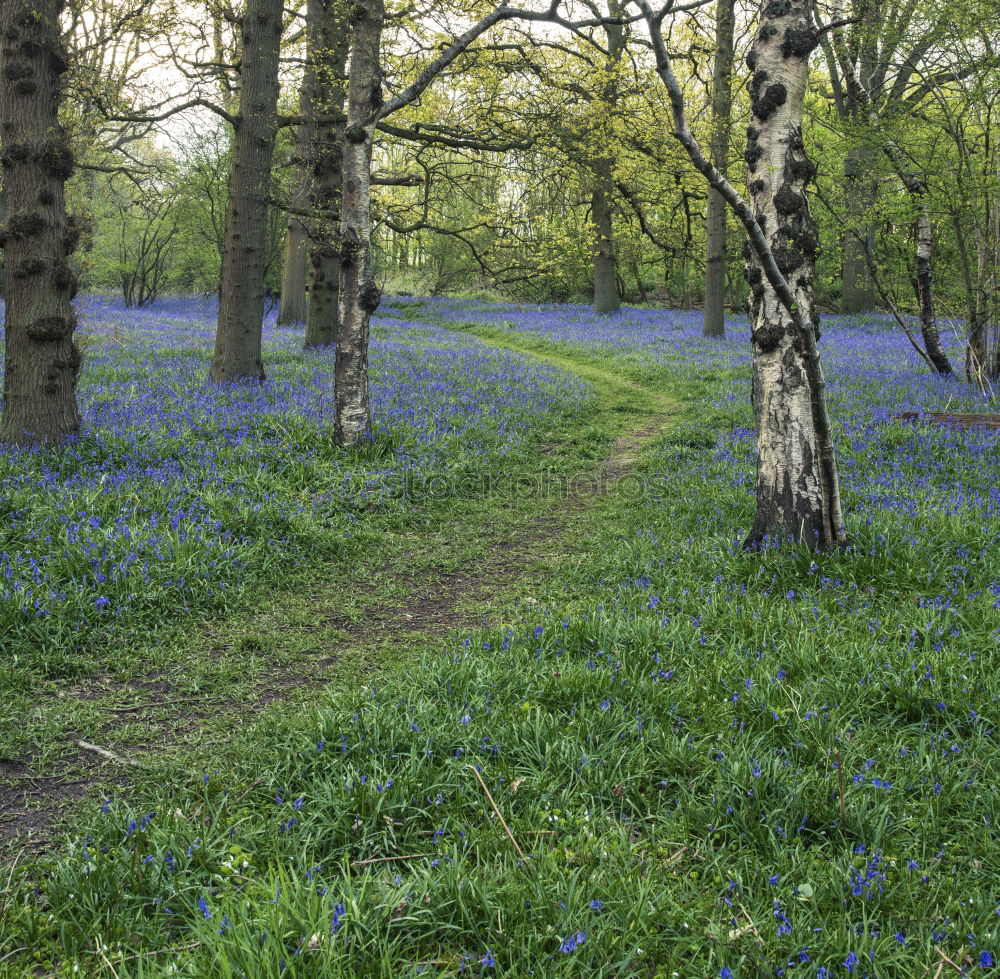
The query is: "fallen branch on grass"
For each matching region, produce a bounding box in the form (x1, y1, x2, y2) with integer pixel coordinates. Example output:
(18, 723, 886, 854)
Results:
(898, 412, 1000, 430)
(467, 765, 528, 863)
(76, 740, 141, 767)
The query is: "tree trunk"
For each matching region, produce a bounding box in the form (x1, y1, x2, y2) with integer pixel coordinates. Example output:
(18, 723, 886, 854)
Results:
(591, 161, 619, 314)
(304, 0, 351, 349)
(913, 203, 952, 375)
(744, 0, 845, 549)
(841, 143, 876, 313)
(210, 0, 283, 383)
(703, 0, 735, 338)
(0, 0, 82, 446)
(335, 0, 383, 445)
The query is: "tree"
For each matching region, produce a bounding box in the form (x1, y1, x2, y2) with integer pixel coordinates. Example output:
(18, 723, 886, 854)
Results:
(304, 0, 351, 349)
(277, 52, 314, 326)
(702, 0, 735, 337)
(210, 0, 284, 382)
(0, 0, 82, 446)
(334, 0, 383, 443)
(636, 0, 846, 549)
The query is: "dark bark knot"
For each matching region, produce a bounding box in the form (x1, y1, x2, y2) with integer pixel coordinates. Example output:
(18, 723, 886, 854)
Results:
(2, 60, 32, 80)
(782, 26, 817, 59)
(774, 184, 803, 216)
(753, 321, 785, 354)
(766, 0, 792, 15)
(40, 138, 74, 179)
(27, 314, 74, 343)
(1, 140, 31, 165)
(345, 123, 367, 144)
(752, 82, 788, 121)
(360, 281, 382, 313)
(1, 210, 46, 242)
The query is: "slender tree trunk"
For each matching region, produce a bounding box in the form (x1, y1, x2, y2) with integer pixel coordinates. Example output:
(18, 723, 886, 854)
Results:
(744, 0, 845, 549)
(913, 203, 951, 375)
(0, 0, 82, 446)
(335, 0, 383, 445)
(277, 63, 313, 326)
(841, 143, 876, 313)
(703, 0, 735, 337)
(591, 161, 619, 314)
(210, 0, 283, 383)
(304, 0, 351, 348)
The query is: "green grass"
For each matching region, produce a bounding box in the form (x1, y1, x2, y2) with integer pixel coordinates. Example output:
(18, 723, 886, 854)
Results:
(3, 311, 999, 978)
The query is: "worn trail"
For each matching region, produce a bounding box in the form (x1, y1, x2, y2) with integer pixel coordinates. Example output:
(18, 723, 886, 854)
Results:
(0, 326, 679, 853)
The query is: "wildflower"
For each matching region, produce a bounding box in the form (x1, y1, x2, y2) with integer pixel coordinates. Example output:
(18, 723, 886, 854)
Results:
(589, 899, 602, 911)
(559, 931, 586, 953)
(480, 949, 495, 968)
(197, 896, 211, 919)
(981, 951, 994, 967)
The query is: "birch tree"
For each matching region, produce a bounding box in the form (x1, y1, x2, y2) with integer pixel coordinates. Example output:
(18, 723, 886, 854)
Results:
(635, 0, 846, 548)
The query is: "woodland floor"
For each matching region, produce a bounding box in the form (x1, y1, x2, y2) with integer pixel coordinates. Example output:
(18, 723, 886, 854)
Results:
(0, 331, 678, 856)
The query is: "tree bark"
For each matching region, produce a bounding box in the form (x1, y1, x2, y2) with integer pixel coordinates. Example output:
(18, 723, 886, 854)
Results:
(591, 161, 619, 313)
(210, 0, 283, 383)
(913, 202, 951, 375)
(703, 0, 735, 338)
(841, 143, 877, 313)
(0, 0, 82, 446)
(589, 1, 625, 315)
(335, 0, 383, 445)
(304, 0, 351, 349)
(744, 0, 845, 549)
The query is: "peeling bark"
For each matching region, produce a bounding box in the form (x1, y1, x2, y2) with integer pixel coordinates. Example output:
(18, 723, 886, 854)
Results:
(304, 0, 350, 349)
(210, 0, 283, 383)
(0, 0, 82, 446)
(703, 0, 735, 338)
(743, 0, 845, 549)
(335, 0, 383, 445)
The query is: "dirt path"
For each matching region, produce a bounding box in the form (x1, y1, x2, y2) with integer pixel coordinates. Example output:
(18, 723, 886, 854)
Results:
(0, 331, 678, 854)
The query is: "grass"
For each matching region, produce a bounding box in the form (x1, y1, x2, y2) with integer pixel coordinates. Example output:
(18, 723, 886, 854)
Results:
(3, 300, 1000, 977)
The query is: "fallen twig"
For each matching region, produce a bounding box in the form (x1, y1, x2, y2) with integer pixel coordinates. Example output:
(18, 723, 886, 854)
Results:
(934, 947, 964, 974)
(467, 765, 527, 863)
(76, 741, 141, 768)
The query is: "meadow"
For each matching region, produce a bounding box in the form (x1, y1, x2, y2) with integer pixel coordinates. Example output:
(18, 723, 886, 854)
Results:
(2, 298, 999, 977)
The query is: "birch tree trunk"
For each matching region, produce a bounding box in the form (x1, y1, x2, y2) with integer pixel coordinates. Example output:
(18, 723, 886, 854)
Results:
(277, 69, 314, 326)
(743, 0, 845, 548)
(210, 0, 283, 383)
(335, 0, 383, 445)
(703, 0, 735, 338)
(0, 0, 82, 446)
(304, 0, 350, 349)
(913, 201, 952, 375)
